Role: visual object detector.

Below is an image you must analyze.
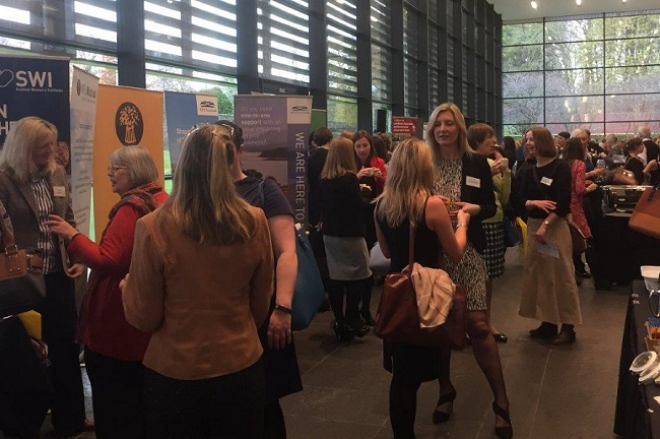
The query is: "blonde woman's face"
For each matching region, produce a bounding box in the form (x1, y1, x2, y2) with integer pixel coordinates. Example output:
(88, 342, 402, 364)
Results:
(433, 111, 459, 149)
(32, 133, 55, 168)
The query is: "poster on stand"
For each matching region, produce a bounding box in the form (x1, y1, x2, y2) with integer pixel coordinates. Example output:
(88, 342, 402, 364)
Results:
(92, 85, 163, 240)
(234, 95, 312, 227)
(392, 116, 423, 139)
(69, 67, 99, 237)
(0, 55, 70, 160)
(164, 91, 218, 174)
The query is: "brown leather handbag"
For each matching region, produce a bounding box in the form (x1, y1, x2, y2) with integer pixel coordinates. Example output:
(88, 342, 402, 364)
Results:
(374, 225, 467, 349)
(0, 204, 46, 317)
(629, 180, 660, 239)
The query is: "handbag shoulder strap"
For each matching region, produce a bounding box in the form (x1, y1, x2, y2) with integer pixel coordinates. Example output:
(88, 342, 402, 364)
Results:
(408, 222, 416, 269)
(0, 201, 17, 250)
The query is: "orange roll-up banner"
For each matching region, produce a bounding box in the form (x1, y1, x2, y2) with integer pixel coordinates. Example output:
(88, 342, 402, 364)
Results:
(92, 85, 164, 241)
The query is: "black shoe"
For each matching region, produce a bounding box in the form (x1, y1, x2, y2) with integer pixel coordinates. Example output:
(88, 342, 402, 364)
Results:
(345, 319, 370, 338)
(492, 402, 513, 439)
(529, 322, 558, 339)
(432, 387, 457, 424)
(576, 269, 591, 278)
(333, 321, 354, 341)
(493, 333, 508, 343)
(551, 330, 576, 345)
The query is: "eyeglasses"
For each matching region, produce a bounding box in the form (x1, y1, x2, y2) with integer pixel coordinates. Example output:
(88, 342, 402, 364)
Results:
(107, 165, 127, 173)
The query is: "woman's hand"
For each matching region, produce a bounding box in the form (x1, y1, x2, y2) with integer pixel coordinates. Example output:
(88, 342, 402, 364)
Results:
(119, 274, 129, 292)
(268, 310, 292, 350)
(535, 224, 548, 244)
(65, 263, 86, 279)
(45, 214, 78, 240)
(372, 167, 383, 179)
(456, 209, 471, 228)
(357, 167, 372, 179)
(530, 200, 556, 213)
(490, 159, 503, 176)
(454, 201, 481, 217)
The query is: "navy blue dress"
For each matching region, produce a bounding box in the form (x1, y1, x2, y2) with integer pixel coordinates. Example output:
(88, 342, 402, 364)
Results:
(235, 176, 303, 400)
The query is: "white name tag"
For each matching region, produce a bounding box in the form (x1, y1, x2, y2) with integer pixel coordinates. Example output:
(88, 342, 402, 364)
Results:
(53, 186, 66, 197)
(466, 176, 481, 188)
(541, 177, 553, 186)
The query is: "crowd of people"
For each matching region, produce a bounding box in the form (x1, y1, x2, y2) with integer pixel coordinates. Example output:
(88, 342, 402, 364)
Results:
(0, 109, 658, 439)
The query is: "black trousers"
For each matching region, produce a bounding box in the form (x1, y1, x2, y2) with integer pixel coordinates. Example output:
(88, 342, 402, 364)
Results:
(84, 348, 145, 439)
(143, 359, 266, 439)
(40, 271, 85, 434)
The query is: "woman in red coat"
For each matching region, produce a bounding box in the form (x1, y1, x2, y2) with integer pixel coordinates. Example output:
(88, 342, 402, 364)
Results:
(46, 145, 168, 439)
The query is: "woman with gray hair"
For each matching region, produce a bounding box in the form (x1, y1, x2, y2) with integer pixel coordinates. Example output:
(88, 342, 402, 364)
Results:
(47, 145, 168, 438)
(0, 116, 92, 437)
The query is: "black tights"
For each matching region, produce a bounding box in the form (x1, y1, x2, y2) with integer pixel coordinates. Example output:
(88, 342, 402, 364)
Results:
(327, 278, 370, 323)
(264, 400, 286, 439)
(389, 373, 421, 439)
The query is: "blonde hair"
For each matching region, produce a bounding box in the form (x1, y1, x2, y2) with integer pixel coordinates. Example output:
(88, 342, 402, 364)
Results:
(321, 137, 357, 180)
(426, 102, 473, 164)
(0, 116, 58, 182)
(165, 125, 256, 245)
(110, 145, 159, 188)
(375, 137, 435, 228)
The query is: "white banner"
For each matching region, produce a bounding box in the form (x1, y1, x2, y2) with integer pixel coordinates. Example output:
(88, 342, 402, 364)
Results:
(70, 67, 99, 237)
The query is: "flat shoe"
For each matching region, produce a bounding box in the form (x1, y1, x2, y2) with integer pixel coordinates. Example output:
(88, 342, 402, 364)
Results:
(493, 333, 508, 343)
(529, 325, 557, 339)
(551, 331, 576, 345)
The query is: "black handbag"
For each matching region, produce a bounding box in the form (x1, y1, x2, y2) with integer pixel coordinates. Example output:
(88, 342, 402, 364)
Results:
(0, 203, 46, 318)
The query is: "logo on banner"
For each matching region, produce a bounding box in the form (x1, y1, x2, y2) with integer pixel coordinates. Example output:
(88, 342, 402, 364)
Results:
(195, 95, 218, 116)
(115, 102, 144, 146)
(0, 68, 62, 92)
(75, 79, 96, 99)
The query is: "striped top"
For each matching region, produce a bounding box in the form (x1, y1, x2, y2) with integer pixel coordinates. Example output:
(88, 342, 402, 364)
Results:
(31, 177, 57, 273)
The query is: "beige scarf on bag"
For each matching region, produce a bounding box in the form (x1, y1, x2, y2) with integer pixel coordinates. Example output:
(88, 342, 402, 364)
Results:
(410, 263, 456, 329)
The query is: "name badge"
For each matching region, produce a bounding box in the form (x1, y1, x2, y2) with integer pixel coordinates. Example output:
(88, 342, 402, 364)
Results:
(541, 177, 553, 186)
(466, 176, 481, 188)
(53, 186, 66, 197)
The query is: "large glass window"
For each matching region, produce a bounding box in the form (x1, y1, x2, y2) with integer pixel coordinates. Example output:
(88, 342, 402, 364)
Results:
(502, 11, 660, 138)
(326, 0, 358, 97)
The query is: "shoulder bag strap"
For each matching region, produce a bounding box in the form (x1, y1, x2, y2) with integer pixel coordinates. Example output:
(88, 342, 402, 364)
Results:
(0, 202, 17, 251)
(408, 222, 416, 268)
(256, 179, 266, 209)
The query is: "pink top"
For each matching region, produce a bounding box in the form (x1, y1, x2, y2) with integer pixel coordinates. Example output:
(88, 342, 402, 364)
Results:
(570, 160, 592, 238)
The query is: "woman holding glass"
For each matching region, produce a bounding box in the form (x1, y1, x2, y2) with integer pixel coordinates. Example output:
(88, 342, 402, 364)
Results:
(427, 103, 512, 439)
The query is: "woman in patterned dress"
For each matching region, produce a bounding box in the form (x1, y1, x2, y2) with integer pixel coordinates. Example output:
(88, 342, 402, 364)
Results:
(427, 103, 512, 439)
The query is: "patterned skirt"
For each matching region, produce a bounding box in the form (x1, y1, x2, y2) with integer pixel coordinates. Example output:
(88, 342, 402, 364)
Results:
(444, 243, 487, 311)
(482, 222, 506, 279)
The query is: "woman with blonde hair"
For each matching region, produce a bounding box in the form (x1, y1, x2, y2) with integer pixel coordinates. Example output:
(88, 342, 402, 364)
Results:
(320, 136, 371, 340)
(0, 116, 91, 437)
(122, 125, 273, 438)
(426, 103, 512, 439)
(375, 137, 470, 438)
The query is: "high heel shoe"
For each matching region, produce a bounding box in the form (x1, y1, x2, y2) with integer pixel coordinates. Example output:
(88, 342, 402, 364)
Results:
(333, 321, 354, 341)
(492, 401, 513, 439)
(345, 319, 370, 338)
(432, 387, 456, 424)
(360, 308, 376, 326)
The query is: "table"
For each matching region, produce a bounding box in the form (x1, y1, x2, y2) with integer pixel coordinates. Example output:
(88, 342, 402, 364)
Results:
(615, 281, 660, 439)
(598, 215, 660, 286)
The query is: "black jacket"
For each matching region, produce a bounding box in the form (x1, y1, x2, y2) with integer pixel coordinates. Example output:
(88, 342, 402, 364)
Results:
(459, 154, 496, 253)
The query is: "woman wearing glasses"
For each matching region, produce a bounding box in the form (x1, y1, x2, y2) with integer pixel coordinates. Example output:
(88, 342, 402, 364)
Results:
(0, 116, 92, 437)
(47, 145, 167, 438)
(122, 125, 273, 438)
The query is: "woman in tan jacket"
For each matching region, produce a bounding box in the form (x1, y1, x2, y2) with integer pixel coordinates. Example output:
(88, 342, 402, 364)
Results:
(122, 124, 274, 439)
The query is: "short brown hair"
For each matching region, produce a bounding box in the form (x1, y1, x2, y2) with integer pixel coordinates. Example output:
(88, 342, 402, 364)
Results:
(467, 123, 495, 149)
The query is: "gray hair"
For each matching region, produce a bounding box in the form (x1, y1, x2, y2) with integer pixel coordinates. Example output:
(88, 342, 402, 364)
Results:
(110, 145, 159, 188)
(637, 125, 652, 139)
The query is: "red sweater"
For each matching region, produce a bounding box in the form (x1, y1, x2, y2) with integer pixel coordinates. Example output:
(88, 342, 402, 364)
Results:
(69, 190, 168, 361)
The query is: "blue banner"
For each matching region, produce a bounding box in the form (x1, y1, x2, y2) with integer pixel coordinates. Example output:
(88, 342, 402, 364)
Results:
(164, 91, 218, 172)
(234, 95, 312, 227)
(0, 55, 70, 163)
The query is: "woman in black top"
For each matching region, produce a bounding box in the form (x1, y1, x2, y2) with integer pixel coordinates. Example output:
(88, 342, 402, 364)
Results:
(375, 138, 470, 439)
(519, 127, 582, 345)
(625, 137, 659, 185)
(320, 137, 371, 340)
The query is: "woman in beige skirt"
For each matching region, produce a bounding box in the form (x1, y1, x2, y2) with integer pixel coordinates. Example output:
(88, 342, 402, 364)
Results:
(518, 126, 582, 345)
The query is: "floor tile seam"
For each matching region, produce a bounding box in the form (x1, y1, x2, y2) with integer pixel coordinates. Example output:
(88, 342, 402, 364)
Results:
(527, 348, 553, 439)
(300, 342, 344, 375)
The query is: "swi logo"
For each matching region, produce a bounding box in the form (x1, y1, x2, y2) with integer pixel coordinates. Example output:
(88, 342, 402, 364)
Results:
(115, 102, 144, 146)
(0, 69, 55, 89)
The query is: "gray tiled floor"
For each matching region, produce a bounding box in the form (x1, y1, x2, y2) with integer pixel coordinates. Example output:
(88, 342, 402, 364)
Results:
(15, 247, 629, 438)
